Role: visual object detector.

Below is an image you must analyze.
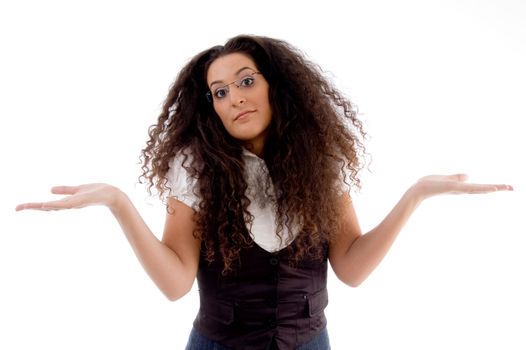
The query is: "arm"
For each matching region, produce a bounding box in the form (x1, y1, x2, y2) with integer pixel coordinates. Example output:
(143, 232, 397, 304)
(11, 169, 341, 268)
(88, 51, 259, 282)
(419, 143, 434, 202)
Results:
(111, 193, 200, 301)
(329, 174, 513, 287)
(16, 184, 201, 301)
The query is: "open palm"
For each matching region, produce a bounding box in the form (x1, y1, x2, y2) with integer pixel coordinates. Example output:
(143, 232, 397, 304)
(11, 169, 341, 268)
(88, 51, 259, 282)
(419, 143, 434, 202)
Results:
(414, 174, 513, 200)
(16, 183, 119, 211)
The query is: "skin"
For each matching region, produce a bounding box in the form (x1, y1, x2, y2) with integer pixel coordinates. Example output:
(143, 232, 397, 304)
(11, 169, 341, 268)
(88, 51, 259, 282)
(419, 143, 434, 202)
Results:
(15, 54, 513, 300)
(207, 53, 272, 156)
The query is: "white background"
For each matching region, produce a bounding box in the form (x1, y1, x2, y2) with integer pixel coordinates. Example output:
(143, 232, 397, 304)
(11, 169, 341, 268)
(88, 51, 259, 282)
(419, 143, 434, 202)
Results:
(1, 0, 525, 349)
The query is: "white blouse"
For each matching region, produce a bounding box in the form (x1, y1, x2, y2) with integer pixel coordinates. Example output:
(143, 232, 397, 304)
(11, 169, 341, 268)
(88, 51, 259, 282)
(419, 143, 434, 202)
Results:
(166, 148, 351, 253)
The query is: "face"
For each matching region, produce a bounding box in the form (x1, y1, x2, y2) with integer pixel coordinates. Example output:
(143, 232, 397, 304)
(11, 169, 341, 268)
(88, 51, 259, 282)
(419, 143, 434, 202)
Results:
(206, 53, 272, 156)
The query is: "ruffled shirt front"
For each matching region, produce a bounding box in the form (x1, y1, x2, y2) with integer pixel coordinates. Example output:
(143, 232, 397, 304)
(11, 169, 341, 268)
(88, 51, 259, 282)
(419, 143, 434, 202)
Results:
(166, 148, 351, 253)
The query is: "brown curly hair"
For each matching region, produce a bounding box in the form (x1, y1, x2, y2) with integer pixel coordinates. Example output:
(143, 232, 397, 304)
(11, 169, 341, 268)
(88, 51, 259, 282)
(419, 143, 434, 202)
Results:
(140, 34, 367, 275)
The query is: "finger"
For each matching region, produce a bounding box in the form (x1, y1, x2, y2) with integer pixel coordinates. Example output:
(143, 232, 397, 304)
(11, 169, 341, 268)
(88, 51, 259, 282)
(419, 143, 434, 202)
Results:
(47, 191, 98, 209)
(448, 174, 469, 182)
(16, 196, 82, 211)
(40, 197, 85, 210)
(51, 186, 81, 195)
(462, 183, 513, 194)
(15, 202, 68, 211)
(494, 184, 514, 191)
(15, 202, 47, 211)
(16, 202, 46, 211)
(419, 174, 468, 182)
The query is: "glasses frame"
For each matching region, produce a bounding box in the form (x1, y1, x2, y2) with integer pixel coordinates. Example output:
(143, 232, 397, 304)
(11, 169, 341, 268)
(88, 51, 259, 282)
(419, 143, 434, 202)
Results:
(205, 71, 261, 103)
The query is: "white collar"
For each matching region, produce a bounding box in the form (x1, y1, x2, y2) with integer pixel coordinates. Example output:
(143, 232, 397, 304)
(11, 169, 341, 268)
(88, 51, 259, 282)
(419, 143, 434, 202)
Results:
(241, 147, 263, 160)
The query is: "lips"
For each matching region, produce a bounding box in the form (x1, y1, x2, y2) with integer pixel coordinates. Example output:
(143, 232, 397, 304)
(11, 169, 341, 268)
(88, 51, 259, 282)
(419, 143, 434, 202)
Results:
(235, 110, 256, 121)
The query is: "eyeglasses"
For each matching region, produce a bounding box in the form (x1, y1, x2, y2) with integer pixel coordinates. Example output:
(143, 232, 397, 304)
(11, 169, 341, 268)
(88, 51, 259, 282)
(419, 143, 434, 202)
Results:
(205, 71, 261, 103)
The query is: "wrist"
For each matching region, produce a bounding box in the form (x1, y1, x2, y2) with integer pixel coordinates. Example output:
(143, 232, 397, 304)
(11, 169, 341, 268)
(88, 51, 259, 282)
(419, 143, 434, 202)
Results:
(107, 186, 129, 213)
(405, 183, 426, 206)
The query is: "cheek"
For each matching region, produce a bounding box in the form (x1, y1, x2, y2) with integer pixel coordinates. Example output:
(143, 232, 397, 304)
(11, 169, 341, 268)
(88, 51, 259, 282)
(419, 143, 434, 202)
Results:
(260, 89, 271, 115)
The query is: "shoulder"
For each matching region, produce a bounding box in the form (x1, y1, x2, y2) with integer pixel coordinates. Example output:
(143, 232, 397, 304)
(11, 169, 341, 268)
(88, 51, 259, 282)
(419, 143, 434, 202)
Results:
(166, 149, 200, 209)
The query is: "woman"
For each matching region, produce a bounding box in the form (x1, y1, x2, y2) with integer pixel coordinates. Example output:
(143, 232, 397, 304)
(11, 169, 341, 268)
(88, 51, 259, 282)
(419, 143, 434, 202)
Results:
(16, 35, 512, 350)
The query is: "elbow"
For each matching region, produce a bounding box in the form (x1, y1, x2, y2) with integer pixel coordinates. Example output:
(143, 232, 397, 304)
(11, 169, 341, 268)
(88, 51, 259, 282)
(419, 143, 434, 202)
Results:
(337, 271, 366, 288)
(163, 282, 193, 302)
(343, 278, 363, 288)
(347, 279, 363, 288)
(165, 288, 189, 302)
(333, 262, 372, 288)
(165, 292, 182, 302)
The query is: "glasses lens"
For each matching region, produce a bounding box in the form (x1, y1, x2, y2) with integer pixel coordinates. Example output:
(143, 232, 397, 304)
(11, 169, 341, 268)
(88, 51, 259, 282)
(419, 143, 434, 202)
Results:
(205, 71, 259, 103)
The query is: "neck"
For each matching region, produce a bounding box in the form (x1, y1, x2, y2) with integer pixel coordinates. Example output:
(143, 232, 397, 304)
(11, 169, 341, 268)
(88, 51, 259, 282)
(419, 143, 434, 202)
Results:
(243, 139, 265, 157)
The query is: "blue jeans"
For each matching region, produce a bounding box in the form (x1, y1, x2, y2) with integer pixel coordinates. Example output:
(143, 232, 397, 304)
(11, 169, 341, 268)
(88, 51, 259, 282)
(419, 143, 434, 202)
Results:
(184, 327, 331, 350)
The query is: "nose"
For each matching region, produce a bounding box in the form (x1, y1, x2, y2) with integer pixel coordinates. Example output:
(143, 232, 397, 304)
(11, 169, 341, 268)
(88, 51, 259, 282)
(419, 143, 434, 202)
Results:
(229, 86, 246, 105)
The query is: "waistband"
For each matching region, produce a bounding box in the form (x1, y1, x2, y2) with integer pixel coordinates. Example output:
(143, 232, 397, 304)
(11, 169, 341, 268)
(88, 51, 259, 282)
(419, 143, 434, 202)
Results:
(198, 287, 328, 326)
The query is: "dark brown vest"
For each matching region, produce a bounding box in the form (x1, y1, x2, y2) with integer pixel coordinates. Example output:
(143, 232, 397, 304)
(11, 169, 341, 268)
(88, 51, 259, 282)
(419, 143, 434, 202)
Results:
(192, 238, 329, 350)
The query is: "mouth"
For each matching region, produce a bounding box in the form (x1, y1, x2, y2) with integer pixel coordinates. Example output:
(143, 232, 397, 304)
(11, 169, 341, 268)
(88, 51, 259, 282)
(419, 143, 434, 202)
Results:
(235, 110, 256, 121)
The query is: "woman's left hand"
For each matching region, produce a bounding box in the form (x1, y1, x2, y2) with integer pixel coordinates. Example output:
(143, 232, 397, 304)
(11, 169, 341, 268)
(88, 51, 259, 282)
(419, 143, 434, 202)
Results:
(411, 174, 513, 202)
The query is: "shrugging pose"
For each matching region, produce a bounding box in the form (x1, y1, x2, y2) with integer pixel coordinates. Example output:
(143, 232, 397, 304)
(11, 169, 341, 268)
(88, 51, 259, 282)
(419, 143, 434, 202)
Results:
(16, 35, 512, 350)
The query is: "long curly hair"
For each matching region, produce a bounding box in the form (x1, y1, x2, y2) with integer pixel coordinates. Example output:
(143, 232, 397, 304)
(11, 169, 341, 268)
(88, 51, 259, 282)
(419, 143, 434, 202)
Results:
(140, 34, 367, 275)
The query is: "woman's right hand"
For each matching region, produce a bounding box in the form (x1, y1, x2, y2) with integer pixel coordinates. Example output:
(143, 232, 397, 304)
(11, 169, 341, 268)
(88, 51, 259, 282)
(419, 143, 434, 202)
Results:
(15, 183, 123, 212)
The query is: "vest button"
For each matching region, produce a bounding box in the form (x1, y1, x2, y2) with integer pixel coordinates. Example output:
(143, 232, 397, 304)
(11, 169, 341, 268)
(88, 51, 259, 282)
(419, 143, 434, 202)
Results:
(269, 257, 279, 265)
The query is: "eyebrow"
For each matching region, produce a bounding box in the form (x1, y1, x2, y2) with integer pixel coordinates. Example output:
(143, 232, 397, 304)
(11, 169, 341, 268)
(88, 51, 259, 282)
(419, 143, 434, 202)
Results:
(209, 66, 256, 88)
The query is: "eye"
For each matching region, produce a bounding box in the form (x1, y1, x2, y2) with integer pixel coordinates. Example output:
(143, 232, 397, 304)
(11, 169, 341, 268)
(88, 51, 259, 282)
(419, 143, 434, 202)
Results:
(240, 77, 255, 87)
(213, 87, 228, 99)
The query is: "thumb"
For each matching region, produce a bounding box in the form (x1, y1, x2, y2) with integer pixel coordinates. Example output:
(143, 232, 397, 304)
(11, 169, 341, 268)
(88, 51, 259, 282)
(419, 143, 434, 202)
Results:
(51, 185, 81, 195)
(450, 174, 469, 182)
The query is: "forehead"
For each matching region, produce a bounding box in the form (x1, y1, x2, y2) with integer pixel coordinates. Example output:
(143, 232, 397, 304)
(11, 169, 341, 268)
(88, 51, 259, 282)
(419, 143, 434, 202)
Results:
(207, 53, 257, 85)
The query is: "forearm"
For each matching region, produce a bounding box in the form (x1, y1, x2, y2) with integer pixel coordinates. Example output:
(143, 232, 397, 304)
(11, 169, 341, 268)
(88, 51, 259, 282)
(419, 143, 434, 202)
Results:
(343, 186, 422, 286)
(109, 189, 191, 301)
